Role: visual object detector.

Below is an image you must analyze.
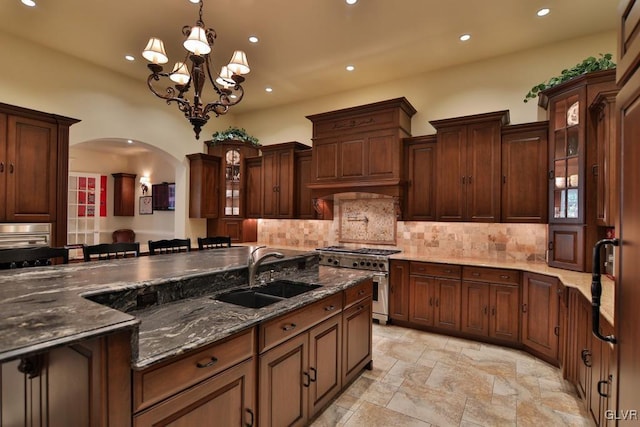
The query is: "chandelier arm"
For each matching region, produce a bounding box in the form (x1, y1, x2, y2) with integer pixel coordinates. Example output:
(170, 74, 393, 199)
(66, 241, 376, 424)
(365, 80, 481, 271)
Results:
(204, 54, 227, 97)
(146, 74, 193, 109)
(203, 102, 229, 117)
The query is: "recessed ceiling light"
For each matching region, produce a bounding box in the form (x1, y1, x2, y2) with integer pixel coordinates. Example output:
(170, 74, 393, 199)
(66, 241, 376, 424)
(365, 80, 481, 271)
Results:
(459, 34, 471, 42)
(346, 65, 355, 72)
(346, 0, 358, 4)
(125, 55, 135, 61)
(188, 0, 199, 3)
(248, 36, 259, 43)
(21, 0, 36, 6)
(265, 87, 273, 93)
(127, 140, 133, 144)
(537, 8, 550, 17)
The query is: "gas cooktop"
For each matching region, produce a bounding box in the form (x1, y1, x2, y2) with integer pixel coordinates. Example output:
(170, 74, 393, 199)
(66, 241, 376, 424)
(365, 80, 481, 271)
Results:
(316, 246, 401, 256)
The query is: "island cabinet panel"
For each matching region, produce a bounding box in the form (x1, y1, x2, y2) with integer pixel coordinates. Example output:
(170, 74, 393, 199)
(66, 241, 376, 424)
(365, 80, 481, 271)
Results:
(403, 135, 437, 221)
(431, 111, 508, 222)
(342, 296, 373, 386)
(500, 122, 549, 223)
(389, 259, 410, 322)
(521, 272, 560, 363)
(308, 315, 343, 417)
(134, 357, 256, 427)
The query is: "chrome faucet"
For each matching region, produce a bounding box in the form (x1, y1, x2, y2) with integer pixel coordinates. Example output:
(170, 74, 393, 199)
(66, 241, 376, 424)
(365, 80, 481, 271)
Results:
(248, 246, 284, 288)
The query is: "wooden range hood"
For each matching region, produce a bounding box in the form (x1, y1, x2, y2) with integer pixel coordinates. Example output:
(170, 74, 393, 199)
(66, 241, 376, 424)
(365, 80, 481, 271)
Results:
(305, 97, 417, 203)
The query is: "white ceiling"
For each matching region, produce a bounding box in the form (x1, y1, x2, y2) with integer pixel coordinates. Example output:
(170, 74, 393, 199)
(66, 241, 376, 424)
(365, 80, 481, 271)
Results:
(0, 0, 618, 117)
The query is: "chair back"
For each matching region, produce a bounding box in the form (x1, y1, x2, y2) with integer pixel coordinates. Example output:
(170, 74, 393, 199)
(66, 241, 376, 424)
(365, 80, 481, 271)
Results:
(148, 238, 192, 255)
(83, 242, 140, 261)
(112, 229, 135, 243)
(0, 246, 69, 269)
(197, 236, 232, 250)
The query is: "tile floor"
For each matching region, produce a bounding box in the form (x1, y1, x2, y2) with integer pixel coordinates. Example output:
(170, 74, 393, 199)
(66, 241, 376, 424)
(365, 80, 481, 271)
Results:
(311, 324, 594, 427)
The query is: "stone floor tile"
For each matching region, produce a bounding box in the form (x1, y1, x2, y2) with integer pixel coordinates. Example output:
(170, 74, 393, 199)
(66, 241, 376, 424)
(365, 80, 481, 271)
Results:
(344, 401, 432, 427)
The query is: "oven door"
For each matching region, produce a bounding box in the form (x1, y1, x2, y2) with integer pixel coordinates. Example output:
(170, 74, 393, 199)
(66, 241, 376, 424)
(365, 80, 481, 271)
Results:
(371, 273, 389, 324)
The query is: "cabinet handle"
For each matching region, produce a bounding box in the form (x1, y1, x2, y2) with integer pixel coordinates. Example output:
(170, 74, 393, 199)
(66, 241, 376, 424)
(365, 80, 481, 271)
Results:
(483, 306, 488, 315)
(309, 367, 317, 382)
(548, 170, 554, 180)
(462, 176, 466, 185)
(581, 349, 592, 367)
(245, 408, 255, 427)
(522, 303, 527, 313)
(443, 269, 452, 274)
(468, 175, 472, 184)
(472, 272, 481, 277)
(435, 298, 439, 308)
(592, 164, 599, 177)
(358, 289, 366, 296)
(196, 356, 219, 368)
(502, 175, 506, 184)
(282, 323, 297, 331)
(9, 163, 14, 174)
(597, 378, 610, 398)
(356, 304, 365, 312)
(500, 275, 510, 279)
(0, 162, 3, 173)
(302, 371, 311, 387)
(273, 186, 277, 192)
(17, 355, 44, 379)
(554, 326, 560, 337)
(324, 305, 336, 311)
(491, 307, 496, 316)
(548, 241, 554, 251)
(429, 297, 433, 306)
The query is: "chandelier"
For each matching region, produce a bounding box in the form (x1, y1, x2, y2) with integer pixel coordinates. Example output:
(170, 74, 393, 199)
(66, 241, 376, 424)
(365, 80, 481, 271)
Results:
(142, 0, 250, 140)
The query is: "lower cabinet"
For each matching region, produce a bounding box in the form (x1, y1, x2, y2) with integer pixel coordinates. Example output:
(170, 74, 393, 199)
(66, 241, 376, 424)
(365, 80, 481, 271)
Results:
(342, 296, 372, 385)
(0, 330, 132, 427)
(461, 267, 520, 343)
(389, 259, 410, 322)
(521, 272, 562, 363)
(408, 262, 461, 331)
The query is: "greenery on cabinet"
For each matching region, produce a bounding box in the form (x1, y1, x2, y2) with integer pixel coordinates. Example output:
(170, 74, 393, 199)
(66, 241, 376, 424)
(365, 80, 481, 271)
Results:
(209, 126, 260, 146)
(523, 53, 616, 102)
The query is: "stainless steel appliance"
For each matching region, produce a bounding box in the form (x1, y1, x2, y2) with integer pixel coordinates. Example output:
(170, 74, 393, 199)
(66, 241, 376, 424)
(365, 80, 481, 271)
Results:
(316, 246, 401, 324)
(0, 223, 51, 249)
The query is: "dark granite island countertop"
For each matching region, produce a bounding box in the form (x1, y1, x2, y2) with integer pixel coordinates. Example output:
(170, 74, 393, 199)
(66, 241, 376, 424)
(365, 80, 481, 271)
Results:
(0, 246, 373, 369)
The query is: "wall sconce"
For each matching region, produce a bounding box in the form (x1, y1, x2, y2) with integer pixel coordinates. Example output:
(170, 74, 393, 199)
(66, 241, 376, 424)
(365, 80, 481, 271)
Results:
(140, 176, 150, 195)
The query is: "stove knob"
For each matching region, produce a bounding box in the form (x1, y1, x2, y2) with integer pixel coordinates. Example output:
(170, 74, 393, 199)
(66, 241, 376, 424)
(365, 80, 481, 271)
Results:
(380, 264, 386, 271)
(327, 258, 333, 263)
(360, 261, 365, 266)
(333, 260, 339, 266)
(366, 261, 371, 267)
(353, 262, 358, 267)
(372, 262, 378, 267)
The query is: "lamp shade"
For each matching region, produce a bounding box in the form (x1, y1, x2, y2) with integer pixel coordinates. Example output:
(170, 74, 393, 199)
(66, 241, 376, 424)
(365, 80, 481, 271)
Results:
(170, 62, 191, 85)
(142, 37, 169, 64)
(183, 26, 211, 55)
(227, 50, 250, 75)
(216, 66, 235, 88)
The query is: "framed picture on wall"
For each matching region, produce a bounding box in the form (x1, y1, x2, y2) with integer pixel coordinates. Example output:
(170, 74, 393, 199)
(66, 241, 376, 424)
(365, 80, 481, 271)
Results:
(139, 196, 153, 215)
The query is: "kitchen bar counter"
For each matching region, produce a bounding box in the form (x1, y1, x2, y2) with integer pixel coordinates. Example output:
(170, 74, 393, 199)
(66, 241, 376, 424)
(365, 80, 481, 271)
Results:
(390, 253, 615, 324)
(0, 246, 372, 369)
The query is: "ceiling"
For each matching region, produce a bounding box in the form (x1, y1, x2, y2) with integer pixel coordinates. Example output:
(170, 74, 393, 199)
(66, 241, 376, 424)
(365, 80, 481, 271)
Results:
(1, 0, 617, 118)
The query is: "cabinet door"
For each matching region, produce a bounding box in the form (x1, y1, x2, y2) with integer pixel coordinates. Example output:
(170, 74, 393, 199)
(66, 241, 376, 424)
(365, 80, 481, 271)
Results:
(592, 92, 617, 227)
(276, 149, 294, 217)
(259, 333, 309, 427)
(409, 275, 435, 326)
(339, 136, 366, 179)
(522, 272, 559, 360)
(187, 154, 220, 219)
(135, 358, 255, 427)
(434, 278, 461, 331)
(308, 315, 342, 417)
(575, 293, 592, 401)
(461, 281, 489, 337)
(1, 357, 46, 426)
(405, 139, 436, 220)
(489, 284, 520, 343)
(466, 120, 501, 222)
(296, 151, 315, 219)
(0, 113, 6, 219)
(262, 149, 278, 218)
(548, 224, 586, 271)
(501, 124, 549, 223)
(342, 297, 372, 386)
(367, 132, 398, 179)
(5, 115, 58, 222)
(313, 138, 339, 181)
(436, 125, 466, 221)
(389, 260, 410, 322)
(245, 157, 262, 218)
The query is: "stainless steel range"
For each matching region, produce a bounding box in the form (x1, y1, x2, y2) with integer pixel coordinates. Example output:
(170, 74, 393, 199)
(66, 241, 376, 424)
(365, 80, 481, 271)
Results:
(316, 246, 401, 324)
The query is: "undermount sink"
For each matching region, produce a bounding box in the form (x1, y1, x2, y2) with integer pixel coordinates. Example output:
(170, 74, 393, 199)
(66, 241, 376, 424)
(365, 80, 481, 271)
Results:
(214, 280, 321, 308)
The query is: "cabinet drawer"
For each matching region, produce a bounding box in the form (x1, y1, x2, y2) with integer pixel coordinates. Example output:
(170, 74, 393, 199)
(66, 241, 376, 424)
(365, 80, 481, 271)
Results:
(344, 279, 373, 308)
(410, 262, 461, 279)
(462, 266, 520, 285)
(260, 293, 343, 353)
(134, 328, 255, 412)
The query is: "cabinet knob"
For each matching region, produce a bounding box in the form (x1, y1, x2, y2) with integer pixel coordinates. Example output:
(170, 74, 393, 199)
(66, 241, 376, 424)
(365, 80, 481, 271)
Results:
(9, 163, 14, 174)
(522, 303, 527, 313)
(282, 323, 297, 331)
(196, 356, 219, 368)
(324, 305, 336, 311)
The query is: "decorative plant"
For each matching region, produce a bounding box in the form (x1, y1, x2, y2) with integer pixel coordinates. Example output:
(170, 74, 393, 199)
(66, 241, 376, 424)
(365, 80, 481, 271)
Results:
(209, 126, 260, 146)
(523, 53, 616, 103)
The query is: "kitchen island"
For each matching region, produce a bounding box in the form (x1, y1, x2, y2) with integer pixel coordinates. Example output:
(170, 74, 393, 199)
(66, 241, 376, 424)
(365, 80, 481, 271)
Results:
(0, 246, 375, 426)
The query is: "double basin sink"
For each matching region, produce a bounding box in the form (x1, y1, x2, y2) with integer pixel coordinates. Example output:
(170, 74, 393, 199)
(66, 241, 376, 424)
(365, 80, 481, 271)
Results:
(215, 279, 321, 308)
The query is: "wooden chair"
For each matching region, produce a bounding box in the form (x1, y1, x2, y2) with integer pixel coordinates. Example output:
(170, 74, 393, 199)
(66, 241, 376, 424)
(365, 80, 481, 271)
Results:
(83, 242, 140, 261)
(197, 236, 232, 250)
(0, 246, 69, 269)
(148, 238, 192, 255)
(112, 229, 135, 243)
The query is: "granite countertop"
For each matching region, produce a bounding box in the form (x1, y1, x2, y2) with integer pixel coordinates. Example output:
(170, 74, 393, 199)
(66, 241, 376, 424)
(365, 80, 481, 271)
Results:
(0, 246, 372, 369)
(390, 253, 615, 324)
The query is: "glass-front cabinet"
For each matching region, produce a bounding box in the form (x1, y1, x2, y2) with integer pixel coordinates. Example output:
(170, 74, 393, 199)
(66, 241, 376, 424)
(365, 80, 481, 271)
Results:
(224, 148, 241, 216)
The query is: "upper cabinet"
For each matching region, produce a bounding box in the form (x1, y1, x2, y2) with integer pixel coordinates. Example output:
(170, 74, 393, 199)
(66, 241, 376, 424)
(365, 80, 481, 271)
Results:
(430, 111, 509, 222)
(500, 122, 549, 223)
(187, 153, 220, 219)
(0, 103, 79, 246)
(306, 98, 416, 199)
(295, 150, 316, 219)
(261, 142, 310, 219)
(541, 69, 617, 271)
(403, 135, 437, 221)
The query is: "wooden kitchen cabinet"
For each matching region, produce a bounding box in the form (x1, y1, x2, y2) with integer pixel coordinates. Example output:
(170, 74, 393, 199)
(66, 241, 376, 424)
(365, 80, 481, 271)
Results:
(430, 110, 509, 222)
(1, 330, 132, 427)
(403, 135, 436, 221)
(342, 292, 373, 386)
(295, 150, 316, 219)
(461, 266, 520, 343)
(0, 103, 79, 246)
(187, 153, 220, 219)
(389, 259, 410, 322)
(500, 121, 549, 223)
(261, 142, 309, 219)
(408, 262, 461, 331)
(521, 272, 561, 364)
(245, 156, 262, 218)
(541, 69, 616, 272)
(112, 173, 137, 216)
